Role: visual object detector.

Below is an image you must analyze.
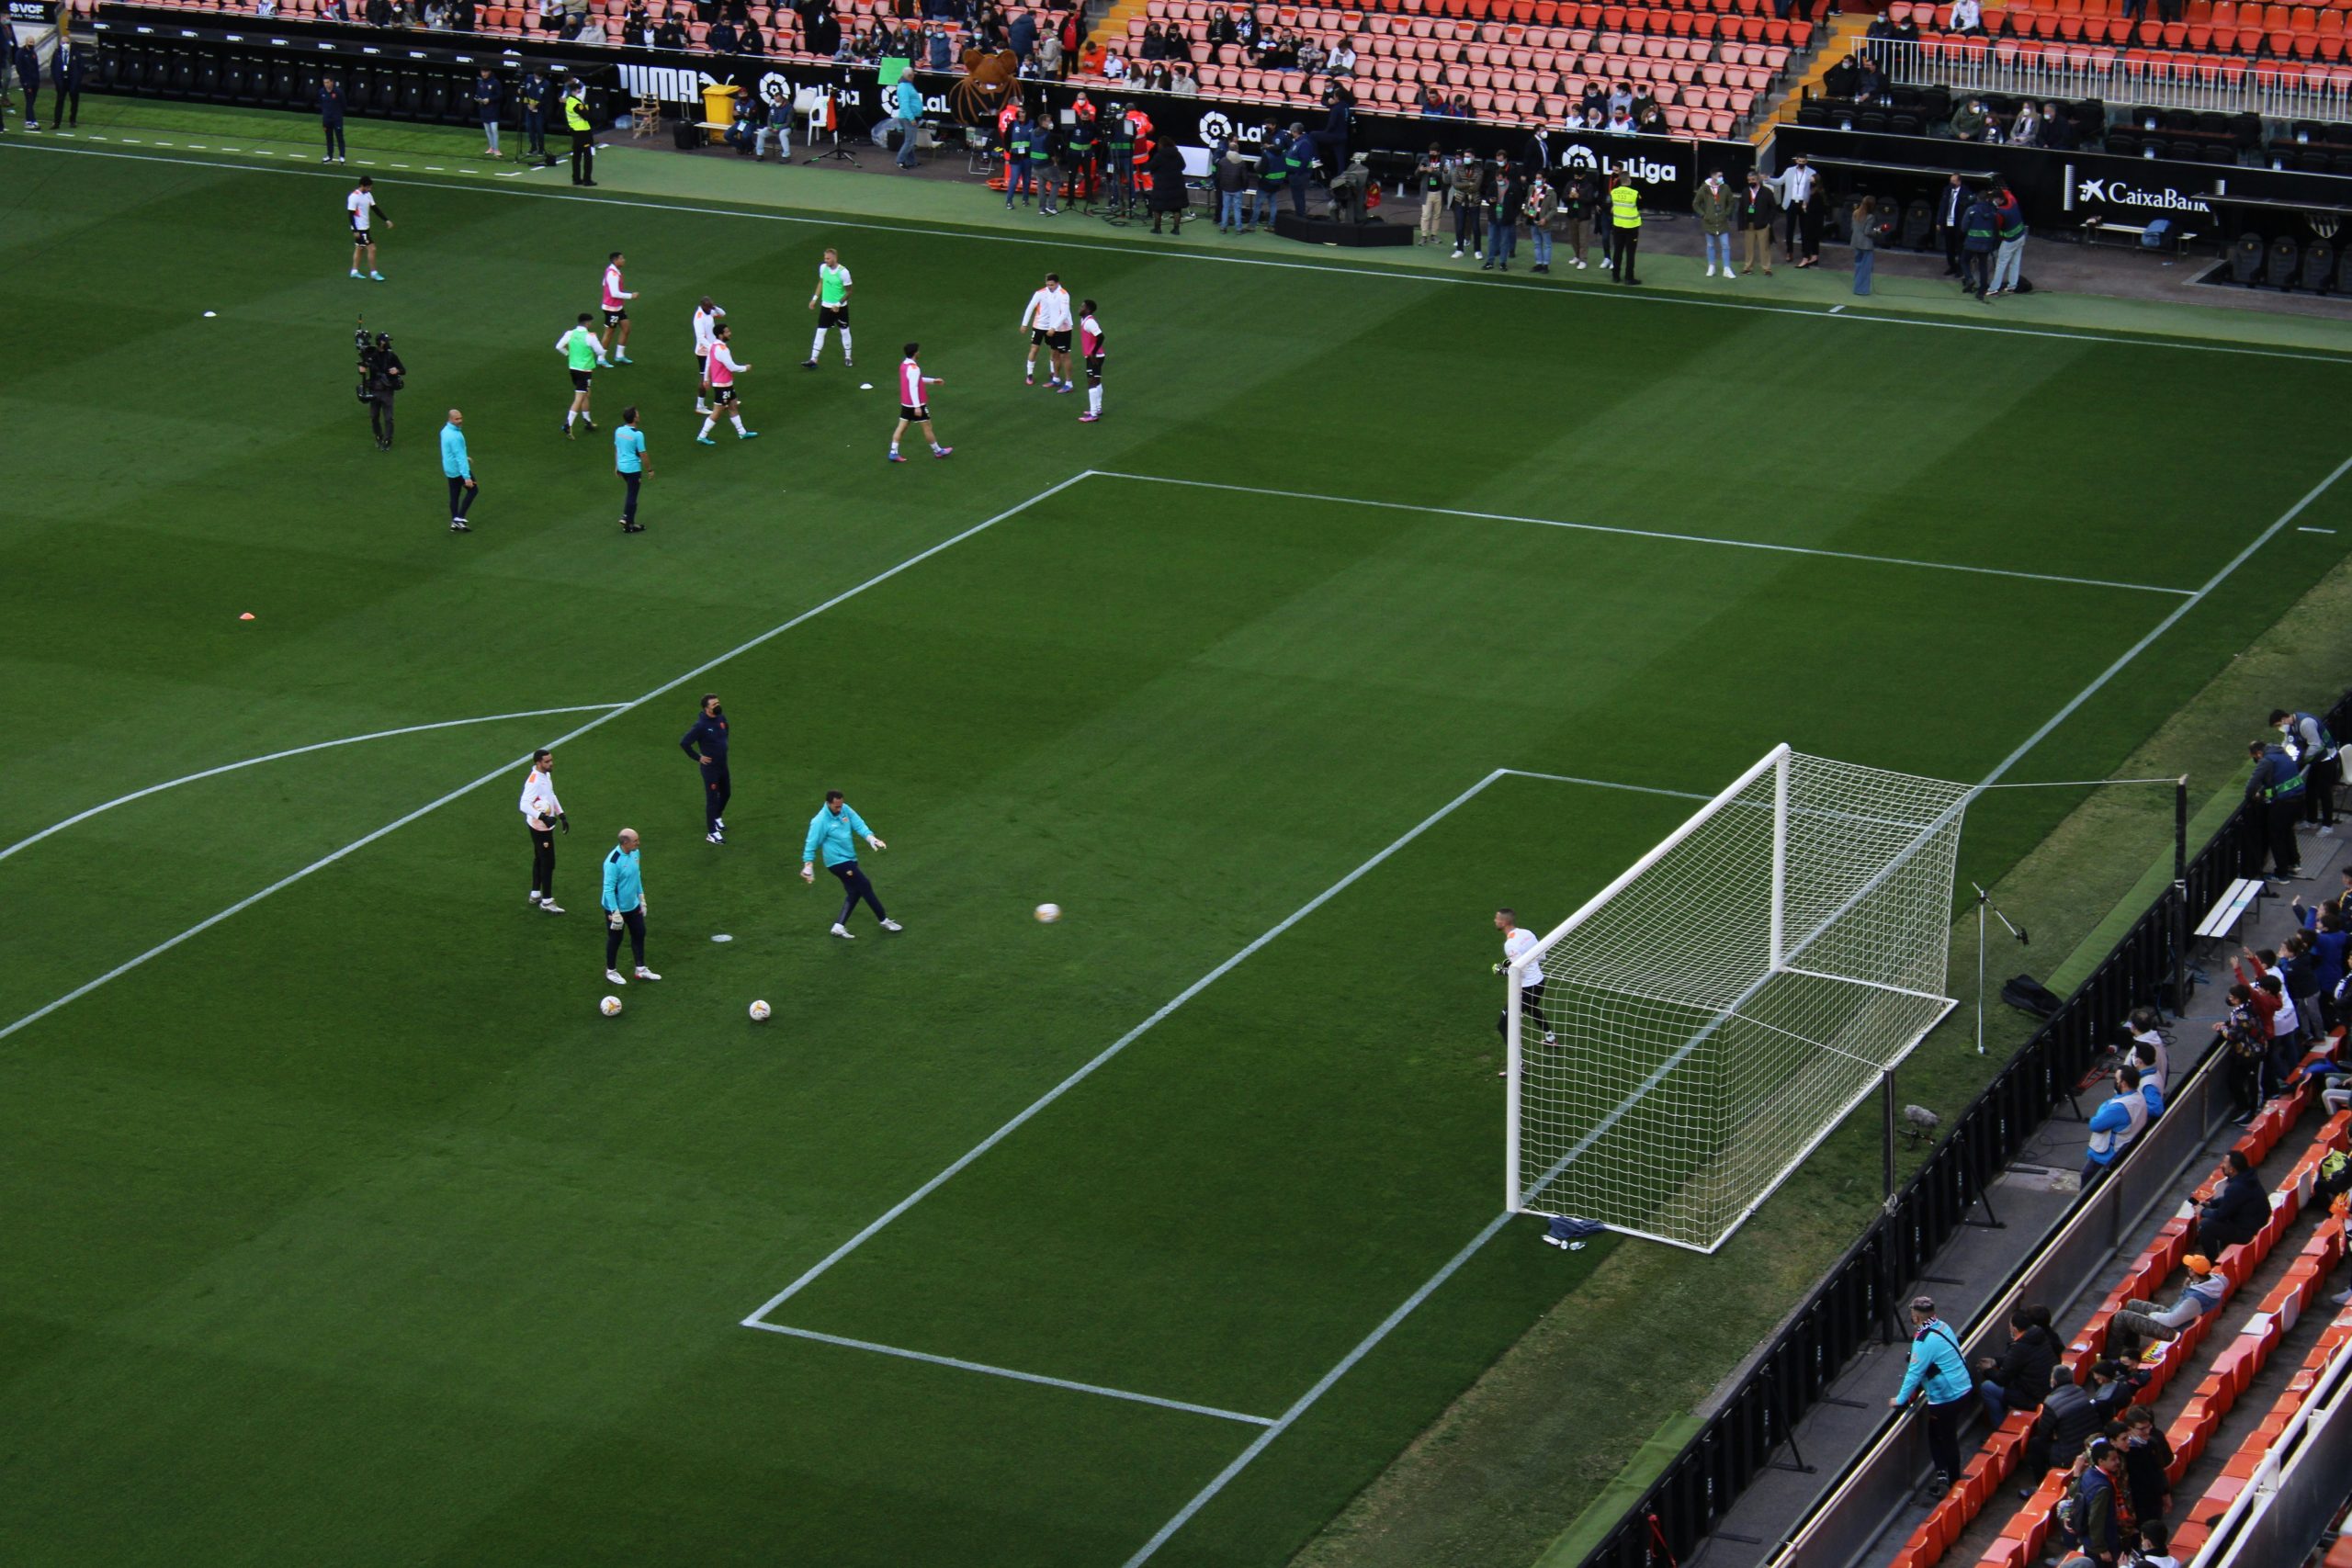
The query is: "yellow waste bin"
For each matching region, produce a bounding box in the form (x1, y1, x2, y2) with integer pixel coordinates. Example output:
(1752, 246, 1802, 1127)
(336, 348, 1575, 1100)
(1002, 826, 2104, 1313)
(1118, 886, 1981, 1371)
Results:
(700, 85, 736, 145)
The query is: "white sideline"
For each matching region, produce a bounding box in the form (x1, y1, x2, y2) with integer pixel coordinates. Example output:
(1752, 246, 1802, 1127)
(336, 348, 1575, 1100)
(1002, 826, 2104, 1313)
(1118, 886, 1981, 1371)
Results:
(0, 705, 625, 865)
(7, 139, 2352, 367)
(742, 1321, 1278, 1427)
(1092, 473, 2198, 597)
(1115, 449, 2352, 1561)
(0, 473, 1093, 1046)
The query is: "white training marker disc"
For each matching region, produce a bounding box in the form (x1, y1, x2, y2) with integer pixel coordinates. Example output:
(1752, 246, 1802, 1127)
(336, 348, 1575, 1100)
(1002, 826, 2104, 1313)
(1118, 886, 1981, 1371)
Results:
(203, 310, 219, 318)
(859, 382, 874, 390)
(711, 933, 733, 942)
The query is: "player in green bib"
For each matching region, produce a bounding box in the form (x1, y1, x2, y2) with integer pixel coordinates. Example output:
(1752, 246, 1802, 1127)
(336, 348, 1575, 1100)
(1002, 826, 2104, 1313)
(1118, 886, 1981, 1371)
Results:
(555, 311, 609, 437)
(804, 248, 854, 369)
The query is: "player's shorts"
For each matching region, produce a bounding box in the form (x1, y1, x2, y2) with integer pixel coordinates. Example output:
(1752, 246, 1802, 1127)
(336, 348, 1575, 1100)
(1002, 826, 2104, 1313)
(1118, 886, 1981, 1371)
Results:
(570, 368, 593, 391)
(694, 350, 710, 377)
(819, 304, 850, 328)
(1084, 353, 1105, 380)
(900, 401, 930, 422)
(1046, 329, 1074, 353)
(603, 308, 628, 327)
(351, 227, 371, 244)
(710, 383, 739, 407)
(1028, 326, 1051, 346)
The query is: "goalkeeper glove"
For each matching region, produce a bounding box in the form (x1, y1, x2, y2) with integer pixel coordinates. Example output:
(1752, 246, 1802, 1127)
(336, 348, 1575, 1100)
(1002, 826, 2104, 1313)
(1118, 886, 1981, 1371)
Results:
(1492, 962, 1506, 976)
(558, 813, 571, 835)
(607, 910, 622, 931)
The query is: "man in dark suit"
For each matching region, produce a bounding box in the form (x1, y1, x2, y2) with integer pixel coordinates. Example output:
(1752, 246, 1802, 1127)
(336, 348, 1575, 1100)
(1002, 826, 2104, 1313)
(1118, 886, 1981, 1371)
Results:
(51, 33, 82, 128)
(1936, 173, 1968, 276)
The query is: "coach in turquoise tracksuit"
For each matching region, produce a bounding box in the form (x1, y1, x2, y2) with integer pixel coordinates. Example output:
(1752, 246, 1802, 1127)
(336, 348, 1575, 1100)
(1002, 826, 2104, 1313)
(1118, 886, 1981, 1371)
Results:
(600, 828, 656, 980)
(1889, 1294, 1975, 1495)
(439, 409, 479, 534)
(800, 790, 900, 939)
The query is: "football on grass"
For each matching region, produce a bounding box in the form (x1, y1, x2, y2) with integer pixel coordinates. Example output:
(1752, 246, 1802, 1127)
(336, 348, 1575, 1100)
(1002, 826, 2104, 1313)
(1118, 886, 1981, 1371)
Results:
(600, 996, 623, 1017)
(749, 999, 772, 1021)
(1035, 903, 1061, 923)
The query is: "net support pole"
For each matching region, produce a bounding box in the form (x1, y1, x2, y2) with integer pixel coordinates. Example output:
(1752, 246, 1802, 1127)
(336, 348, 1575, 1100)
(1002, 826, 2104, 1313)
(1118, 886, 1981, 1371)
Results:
(1770, 746, 1791, 972)
(1505, 967, 1524, 1213)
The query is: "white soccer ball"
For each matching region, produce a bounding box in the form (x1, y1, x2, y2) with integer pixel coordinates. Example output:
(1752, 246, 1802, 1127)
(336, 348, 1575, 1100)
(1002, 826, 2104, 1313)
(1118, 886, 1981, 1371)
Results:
(600, 996, 623, 1017)
(749, 999, 773, 1021)
(1035, 903, 1061, 923)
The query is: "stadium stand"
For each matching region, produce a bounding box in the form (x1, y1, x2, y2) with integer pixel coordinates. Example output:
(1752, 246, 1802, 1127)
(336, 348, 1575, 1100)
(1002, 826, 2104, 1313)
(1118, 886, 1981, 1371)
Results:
(1882, 1073, 2352, 1568)
(92, 0, 1817, 134)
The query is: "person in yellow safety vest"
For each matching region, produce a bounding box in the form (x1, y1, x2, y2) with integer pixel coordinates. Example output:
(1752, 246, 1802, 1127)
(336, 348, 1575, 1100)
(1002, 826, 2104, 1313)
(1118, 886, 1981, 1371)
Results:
(563, 82, 597, 187)
(1608, 174, 1643, 286)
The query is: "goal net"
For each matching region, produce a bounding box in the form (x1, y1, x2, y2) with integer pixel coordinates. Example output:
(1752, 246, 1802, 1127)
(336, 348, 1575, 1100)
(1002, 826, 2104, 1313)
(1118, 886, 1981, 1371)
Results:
(1508, 745, 1970, 1254)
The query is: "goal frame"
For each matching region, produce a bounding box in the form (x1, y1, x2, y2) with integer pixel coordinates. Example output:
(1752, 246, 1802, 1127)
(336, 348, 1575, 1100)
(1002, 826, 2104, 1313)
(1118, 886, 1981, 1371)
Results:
(1505, 743, 1961, 1252)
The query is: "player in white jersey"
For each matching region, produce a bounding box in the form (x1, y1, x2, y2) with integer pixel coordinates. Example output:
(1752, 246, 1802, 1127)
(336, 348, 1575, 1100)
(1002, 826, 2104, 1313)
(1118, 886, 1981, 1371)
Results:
(1017, 272, 1076, 391)
(887, 342, 952, 462)
(1492, 907, 1556, 1074)
(691, 296, 727, 415)
(599, 251, 637, 363)
(695, 322, 760, 444)
(346, 175, 390, 281)
(1077, 299, 1106, 423)
(803, 249, 854, 368)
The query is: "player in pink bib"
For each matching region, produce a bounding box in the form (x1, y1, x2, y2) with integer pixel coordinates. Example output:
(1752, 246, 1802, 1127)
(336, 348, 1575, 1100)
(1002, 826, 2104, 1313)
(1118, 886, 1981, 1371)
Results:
(888, 343, 953, 462)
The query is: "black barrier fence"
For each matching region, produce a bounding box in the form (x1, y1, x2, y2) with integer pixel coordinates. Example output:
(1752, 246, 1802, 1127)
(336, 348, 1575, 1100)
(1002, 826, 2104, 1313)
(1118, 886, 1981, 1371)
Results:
(84, 7, 1752, 204)
(1577, 691, 2352, 1568)
(1770, 122, 2352, 245)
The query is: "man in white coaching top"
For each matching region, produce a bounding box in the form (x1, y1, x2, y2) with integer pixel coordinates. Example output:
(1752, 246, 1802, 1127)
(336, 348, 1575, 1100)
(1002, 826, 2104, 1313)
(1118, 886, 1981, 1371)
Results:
(692, 296, 726, 416)
(519, 747, 569, 914)
(1018, 271, 1077, 393)
(1493, 908, 1556, 1075)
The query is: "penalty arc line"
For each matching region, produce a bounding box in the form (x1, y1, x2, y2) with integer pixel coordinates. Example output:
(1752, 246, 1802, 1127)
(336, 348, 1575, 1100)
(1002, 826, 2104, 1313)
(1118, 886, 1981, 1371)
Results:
(0, 705, 627, 865)
(743, 1322, 1278, 1427)
(1091, 473, 2197, 597)
(1115, 450, 2352, 1563)
(6, 139, 2352, 367)
(0, 472, 1096, 1048)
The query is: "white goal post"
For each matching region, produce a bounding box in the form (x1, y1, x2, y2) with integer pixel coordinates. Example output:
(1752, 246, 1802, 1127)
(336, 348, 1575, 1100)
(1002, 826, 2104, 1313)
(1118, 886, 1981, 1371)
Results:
(1507, 745, 1971, 1254)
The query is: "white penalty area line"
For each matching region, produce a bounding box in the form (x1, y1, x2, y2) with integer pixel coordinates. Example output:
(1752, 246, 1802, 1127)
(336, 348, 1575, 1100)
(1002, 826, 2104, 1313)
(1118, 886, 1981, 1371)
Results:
(1091, 472, 2195, 597)
(743, 1322, 1277, 1427)
(0, 705, 625, 866)
(0, 472, 1094, 1048)
(5, 138, 2350, 368)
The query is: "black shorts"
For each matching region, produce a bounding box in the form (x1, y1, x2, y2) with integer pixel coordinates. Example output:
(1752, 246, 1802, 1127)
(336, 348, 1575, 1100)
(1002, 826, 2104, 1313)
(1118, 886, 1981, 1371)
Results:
(603, 308, 628, 327)
(819, 304, 850, 328)
(900, 401, 930, 421)
(1084, 353, 1105, 378)
(695, 349, 709, 376)
(1046, 328, 1073, 352)
(350, 227, 371, 244)
(570, 368, 593, 391)
(711, 383, 739, 407)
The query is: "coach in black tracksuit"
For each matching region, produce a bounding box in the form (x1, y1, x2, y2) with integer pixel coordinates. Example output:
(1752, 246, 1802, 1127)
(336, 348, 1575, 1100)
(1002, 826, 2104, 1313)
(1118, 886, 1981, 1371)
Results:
(681, 693, 730, 843)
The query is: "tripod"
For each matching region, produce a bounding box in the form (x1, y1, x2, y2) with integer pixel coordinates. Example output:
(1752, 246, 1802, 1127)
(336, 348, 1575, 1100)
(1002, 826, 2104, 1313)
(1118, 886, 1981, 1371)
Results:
(803, 96, 859, 164)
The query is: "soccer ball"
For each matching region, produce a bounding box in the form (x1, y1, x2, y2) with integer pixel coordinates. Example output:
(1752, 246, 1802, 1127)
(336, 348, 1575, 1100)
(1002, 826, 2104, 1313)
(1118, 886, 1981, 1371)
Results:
(749, 999, 773, 1022)
(1035, 903, 1061, 923)
(600, 996, 623, 1017)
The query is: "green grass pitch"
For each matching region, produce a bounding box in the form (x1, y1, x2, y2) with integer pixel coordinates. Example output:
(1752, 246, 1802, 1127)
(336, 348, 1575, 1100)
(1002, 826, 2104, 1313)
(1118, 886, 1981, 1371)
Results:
(5, 133, 2351, 1567)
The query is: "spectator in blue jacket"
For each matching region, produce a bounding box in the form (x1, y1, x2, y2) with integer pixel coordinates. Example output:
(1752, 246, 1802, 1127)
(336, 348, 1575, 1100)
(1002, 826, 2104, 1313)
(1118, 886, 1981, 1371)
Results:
(2082, 1064, 2150, 1185)
(2299, 900, 2349, 1022)
(892, 73, 922, 168)
(1890, 1294, 1975, 1495)
(1009, 7, 1036, 61)
(2247, 739, 2306, 879)
(50, 33, 81, 129)
(472, 68, 503, 157)
(14, 40, 41, 130)
(318, 75, 349, 163)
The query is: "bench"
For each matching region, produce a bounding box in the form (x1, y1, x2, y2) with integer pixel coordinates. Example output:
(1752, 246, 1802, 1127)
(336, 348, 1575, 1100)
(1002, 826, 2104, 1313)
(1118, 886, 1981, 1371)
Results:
(2195, 876, 2266, 943)
(2080, 218, 2197, 256)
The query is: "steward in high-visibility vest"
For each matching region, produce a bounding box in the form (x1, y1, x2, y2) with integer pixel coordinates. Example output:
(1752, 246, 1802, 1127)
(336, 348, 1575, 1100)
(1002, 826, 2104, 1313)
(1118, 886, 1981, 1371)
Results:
(563, 84, 596, 186)
(1606, 175, 1643, 285)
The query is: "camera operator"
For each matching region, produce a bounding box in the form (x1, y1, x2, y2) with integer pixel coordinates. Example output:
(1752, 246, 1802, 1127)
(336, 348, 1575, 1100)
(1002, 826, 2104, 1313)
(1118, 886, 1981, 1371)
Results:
(358, 329, 406, 449)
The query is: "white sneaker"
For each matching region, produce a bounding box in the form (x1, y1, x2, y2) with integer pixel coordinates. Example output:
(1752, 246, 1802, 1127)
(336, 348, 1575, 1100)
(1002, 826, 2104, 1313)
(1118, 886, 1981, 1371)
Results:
(831, 922, 855, 940)
(1450, 246, 1464, 257)
(1574, 258, 1588, 268)
(529, 891, 543, 903)
(605, 969, 628, 985)
(880, 919, 904, 932)
(540, 901, 565, 915)
(715, 818, 725, 830)
(706, 831, 724, 845)
(634, 966, 662, 981)
(1705, 264, 1716, 276)
(1543, 1032, 1558, 1046)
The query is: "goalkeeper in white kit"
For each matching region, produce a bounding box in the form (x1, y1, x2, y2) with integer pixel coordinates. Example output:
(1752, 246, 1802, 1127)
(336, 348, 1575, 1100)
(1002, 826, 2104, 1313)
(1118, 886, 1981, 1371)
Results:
(1494, 908, 1555, 1071)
